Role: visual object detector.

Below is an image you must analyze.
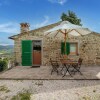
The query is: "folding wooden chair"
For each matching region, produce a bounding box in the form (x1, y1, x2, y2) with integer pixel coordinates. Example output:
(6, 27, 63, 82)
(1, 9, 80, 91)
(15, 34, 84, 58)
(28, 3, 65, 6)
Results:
(49, 58, 59, 75)
(72, 58, 83, 75)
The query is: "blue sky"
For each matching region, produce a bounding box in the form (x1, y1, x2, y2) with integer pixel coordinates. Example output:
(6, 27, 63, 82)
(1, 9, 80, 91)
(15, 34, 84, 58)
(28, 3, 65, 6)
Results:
(0, 0, 100, 45)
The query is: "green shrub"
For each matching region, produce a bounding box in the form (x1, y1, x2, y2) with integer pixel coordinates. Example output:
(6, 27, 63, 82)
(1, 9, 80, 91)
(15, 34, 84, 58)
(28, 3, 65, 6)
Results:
(0, 60, 8, 71)
(3, 58, 9, 61)
(0, 85, 10, 93)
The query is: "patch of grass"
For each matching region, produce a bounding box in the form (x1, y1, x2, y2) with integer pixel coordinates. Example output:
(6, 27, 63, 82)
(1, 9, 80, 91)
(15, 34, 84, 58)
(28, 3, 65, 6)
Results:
(79, 94, 100, 100)
(0, 85, 10, 93)
(5, 89, 10, 93)
(11, 91, 31, 100)
(82, 96, 91, 100)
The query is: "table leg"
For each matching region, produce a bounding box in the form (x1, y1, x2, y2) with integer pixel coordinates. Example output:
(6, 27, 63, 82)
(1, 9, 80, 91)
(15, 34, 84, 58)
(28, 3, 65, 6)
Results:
(62, 65, 73, 77)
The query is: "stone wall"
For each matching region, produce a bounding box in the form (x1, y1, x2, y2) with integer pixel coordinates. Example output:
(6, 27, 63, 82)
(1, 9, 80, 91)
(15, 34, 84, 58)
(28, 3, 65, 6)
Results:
(78, 33, 100, 65)
(14, 31, 100, 66)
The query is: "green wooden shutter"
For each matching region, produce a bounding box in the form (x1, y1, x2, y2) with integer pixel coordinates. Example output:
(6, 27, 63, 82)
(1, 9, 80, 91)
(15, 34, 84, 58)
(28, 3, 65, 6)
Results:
(61, 42, 64, 54)
(22, 40, 32, 66)
(61, 42, 70, 55)
(66, 42, 70, 55)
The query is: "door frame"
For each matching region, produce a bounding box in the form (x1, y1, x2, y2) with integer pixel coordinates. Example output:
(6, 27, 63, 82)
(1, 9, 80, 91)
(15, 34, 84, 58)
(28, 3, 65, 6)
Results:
(32, 39, 43, 66)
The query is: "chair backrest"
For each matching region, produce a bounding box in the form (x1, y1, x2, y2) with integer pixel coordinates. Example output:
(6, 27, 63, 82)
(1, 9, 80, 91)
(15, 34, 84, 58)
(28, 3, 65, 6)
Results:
(78, 58, 83, 66)
(50, 58, 59, 68)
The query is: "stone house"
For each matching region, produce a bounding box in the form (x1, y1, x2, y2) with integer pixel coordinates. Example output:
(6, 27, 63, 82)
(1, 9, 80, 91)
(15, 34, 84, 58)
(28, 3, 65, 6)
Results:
(9, 22, 100, 66)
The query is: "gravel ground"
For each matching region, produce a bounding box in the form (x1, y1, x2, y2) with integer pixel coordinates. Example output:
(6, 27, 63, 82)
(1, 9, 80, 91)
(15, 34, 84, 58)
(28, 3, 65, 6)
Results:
(0, 80, 100, 100)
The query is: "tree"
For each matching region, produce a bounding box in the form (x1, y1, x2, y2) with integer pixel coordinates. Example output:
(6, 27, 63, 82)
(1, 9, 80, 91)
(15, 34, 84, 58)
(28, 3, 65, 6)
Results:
(61, 10, 82, 26)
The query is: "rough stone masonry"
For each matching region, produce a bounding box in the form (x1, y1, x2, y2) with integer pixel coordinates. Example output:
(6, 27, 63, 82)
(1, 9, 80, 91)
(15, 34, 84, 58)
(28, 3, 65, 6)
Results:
(10, 22, 100, 66)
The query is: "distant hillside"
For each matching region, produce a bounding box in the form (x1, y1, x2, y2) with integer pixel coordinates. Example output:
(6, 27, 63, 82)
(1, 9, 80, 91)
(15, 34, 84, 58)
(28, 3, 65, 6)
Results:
(0, 45, 13, 50)
(0, 45, 14, 54)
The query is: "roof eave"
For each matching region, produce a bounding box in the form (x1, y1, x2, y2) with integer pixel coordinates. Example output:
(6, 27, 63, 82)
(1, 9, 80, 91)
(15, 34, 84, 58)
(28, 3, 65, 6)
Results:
(8, 36, 14, 40)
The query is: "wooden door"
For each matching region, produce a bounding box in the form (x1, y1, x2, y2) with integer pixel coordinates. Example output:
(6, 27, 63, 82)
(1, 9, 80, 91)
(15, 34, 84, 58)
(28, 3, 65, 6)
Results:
(33, 51, 41, 65)
(33, 40, 42, 66)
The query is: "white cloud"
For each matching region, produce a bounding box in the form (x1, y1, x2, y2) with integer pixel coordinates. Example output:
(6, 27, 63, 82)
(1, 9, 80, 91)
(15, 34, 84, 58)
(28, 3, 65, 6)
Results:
(0, 22, 19, 33)
(32, 16, 50, 28)
(48, 0, 67, 5)
(0, 43, 13, 46)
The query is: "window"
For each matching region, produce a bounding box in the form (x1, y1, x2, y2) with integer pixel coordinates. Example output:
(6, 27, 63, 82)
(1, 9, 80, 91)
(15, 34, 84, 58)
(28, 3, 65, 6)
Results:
(61, 42, 78, 55)
(70, 43, 78, 55)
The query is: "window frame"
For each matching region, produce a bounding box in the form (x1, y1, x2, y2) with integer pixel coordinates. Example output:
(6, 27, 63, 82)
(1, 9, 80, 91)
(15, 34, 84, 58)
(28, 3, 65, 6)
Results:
(69, 42, 78, 55)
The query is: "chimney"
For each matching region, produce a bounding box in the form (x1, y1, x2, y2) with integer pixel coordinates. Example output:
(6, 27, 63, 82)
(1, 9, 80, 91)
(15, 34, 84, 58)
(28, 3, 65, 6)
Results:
(20, 23, 30, 33)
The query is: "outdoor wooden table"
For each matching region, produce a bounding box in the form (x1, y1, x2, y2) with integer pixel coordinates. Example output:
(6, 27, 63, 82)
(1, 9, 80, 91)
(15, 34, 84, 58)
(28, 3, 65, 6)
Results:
(60, 60, 78, 77)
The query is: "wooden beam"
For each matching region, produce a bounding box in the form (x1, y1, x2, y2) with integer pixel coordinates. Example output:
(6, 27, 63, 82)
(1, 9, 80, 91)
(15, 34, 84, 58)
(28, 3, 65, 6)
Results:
(73, 29, 83, 36)
(65, 29, 67, 34)
(59, 30, 65, 35)
(66, 29, 83, 36)
(45, 32, 51, 36)
(67, 29, 74, 33)
(54, 30, 59, 38)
